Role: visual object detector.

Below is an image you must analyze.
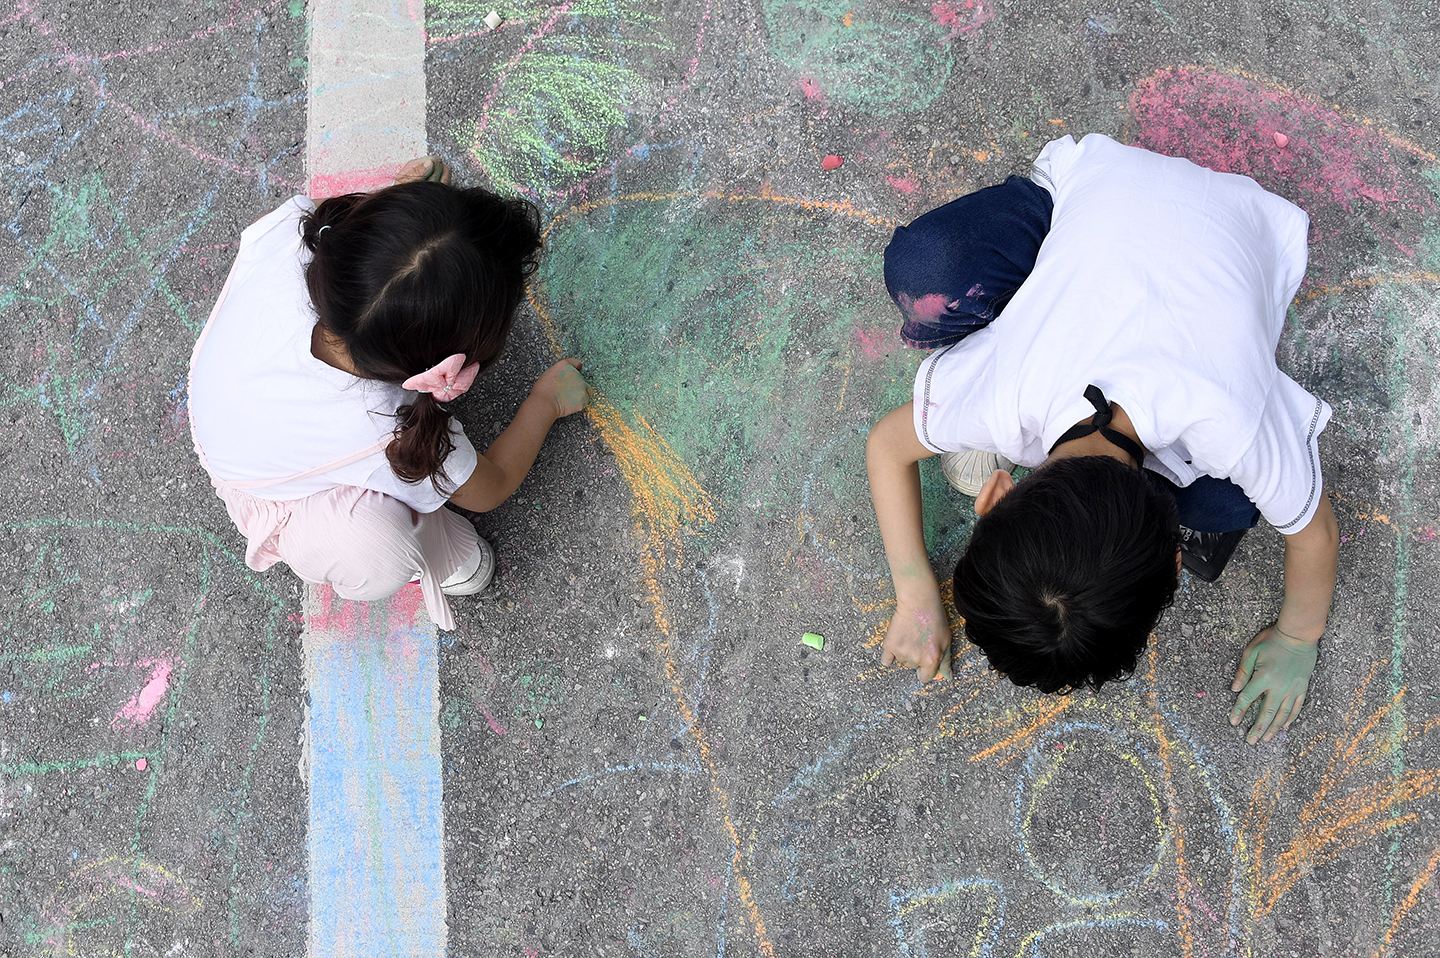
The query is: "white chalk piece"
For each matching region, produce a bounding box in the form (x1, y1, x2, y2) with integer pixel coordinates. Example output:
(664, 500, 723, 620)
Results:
(484, 10, 503, 29)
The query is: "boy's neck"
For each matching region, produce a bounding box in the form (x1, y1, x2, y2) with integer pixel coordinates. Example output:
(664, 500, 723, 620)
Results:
(1045, 401, 1146, 468)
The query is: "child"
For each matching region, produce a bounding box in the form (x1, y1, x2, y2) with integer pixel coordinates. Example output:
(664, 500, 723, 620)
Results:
(188, 158, 593, 630)
(866, 134, 1339, 745)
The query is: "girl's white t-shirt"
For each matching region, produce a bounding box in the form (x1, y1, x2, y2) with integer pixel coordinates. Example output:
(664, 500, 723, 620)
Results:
(913, 134, 1331, 534)
(189, 196, 478, 512)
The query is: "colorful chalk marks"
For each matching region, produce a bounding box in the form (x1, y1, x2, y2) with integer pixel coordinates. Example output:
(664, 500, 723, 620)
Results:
(761, 0, 962, 112)
(1128, 66, 1436, 226)
(439, 0, 686, 196)
(3, 520, 297, 956)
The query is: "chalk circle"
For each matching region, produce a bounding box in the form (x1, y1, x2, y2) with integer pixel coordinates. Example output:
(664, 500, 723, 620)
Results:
(1012, 722, 1170, 906)
(761, 0, 955, 113)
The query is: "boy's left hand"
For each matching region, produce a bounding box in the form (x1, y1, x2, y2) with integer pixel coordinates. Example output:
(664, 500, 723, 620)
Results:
(1229, 625, 1318, 744)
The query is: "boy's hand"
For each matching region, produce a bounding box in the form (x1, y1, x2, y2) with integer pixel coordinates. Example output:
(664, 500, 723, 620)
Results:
(881, 587, 954, 682)
(394, 156, 451, 185)
(1230, 625, 1318, 744)
(533, 358, 596, 419)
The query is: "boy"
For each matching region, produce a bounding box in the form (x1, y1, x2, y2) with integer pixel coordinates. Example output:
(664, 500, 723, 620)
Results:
(865, 134, 1339, 745)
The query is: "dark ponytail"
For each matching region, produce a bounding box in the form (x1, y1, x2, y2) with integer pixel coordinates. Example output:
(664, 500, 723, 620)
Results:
(300, 181, 542, 489)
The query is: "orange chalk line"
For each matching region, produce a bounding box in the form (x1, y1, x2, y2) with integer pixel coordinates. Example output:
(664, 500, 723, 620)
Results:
(1297, 271, 1440, 303)
(1245, 671, 1440, 919)
(529, 285, 774, 954)
(1146, 645, 1196, 958)
(1372, 842, 1440, 957)
(540, 189, 901, 235)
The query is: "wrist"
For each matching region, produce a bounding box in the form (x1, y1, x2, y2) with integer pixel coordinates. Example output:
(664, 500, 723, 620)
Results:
(1273, 621, 1321, 644)
(521, 390, 561, 424)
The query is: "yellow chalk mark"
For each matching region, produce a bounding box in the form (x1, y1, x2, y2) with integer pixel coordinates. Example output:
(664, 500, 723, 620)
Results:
(1372, 842, 1440, 957)
(1297, 270, 1440, 303)
(965, 696, 1071, 765)
(585, 399, 716, 535)
(1245, 667, 1440, 918)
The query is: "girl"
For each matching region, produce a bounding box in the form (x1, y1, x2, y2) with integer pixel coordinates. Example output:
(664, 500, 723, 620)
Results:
(188, 158, 593, 629)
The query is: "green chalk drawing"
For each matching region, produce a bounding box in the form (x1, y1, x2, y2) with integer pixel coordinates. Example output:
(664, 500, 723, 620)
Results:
(536, 194, 970, 557)
(761, 0, 954, 113)
(515, 663, 567, 730)
(287, 0, 304, 17)
(0, 173, 203, 464)
(439, 0, 673, 195)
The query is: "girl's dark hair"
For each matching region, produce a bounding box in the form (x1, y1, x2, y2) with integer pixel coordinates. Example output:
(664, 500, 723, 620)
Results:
(300, 181, 541, 489)
(953, 456, 1180, 694)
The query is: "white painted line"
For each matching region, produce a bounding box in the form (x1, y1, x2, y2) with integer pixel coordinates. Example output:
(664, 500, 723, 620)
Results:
(307, 0, 427, 195)
(303, 2, 442, 955)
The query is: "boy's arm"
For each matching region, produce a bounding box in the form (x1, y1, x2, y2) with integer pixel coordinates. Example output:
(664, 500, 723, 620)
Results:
(866, 403, 954, 682)
(448, 359, 593, 512)
(1230, 494, 1339, 743)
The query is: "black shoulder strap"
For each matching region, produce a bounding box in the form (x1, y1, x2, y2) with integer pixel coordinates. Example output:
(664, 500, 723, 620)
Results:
(1047, 384, 1147, 467)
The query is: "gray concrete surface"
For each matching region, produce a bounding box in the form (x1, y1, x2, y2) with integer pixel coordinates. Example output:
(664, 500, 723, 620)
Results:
(4, 0, 1440, 956)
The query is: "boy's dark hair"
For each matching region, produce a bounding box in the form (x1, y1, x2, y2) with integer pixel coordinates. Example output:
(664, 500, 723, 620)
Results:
(953, 456, 1180, 693)
(300, 181, 542, 489)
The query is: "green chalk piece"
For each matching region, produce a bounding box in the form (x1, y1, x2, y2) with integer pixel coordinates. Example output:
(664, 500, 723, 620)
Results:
(801, 632, 825, 650)
(534, 716, 544, 729)
(638, 714, 648, 722)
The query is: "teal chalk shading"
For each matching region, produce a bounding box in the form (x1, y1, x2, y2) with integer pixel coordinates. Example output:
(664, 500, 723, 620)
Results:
(303, 588, 446, 957)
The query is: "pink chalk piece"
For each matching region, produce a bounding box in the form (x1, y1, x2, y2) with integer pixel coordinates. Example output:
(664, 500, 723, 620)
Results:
(1273, 131, 1289, 148)
(135, 758, 148, 771)
(821, 154, 844, 171)
(112, 661, 174, 729)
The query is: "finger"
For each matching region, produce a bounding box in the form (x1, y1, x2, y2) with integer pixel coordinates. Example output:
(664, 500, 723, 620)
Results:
(935, 652, 954, 682)
(1231, 645, 1261, 692)
(917, 657, 939, 683)
(1282, 691, 1307, 729)
(1230, 680, 1265, 726)
(1248, 699, 1282, 744)
(565, 357, 583, 369)
(880, 649, 896, 667)
(1261, 696, 1293, 742)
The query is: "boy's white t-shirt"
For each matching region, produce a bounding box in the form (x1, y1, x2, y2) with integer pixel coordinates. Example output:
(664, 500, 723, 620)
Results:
(913, 134, 1331, 534)
(189, 196, 478, 512)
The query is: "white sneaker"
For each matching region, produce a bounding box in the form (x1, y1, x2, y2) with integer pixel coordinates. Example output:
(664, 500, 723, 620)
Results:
(440, 537, 496, 596)
(939, 449, 1014, 497)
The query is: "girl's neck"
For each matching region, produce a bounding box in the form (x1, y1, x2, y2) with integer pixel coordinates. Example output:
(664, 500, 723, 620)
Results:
(311, 324, 363, 376)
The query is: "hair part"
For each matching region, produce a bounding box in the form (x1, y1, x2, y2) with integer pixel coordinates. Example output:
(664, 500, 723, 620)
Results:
(953, 456, 1180, 693)
(300, 181, 541, 488)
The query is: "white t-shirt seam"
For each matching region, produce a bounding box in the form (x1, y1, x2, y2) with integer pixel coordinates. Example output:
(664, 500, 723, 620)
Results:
(1270, 394, 1327, 533)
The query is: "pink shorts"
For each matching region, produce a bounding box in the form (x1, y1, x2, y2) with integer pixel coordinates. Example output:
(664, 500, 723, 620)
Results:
(213, 479, 479, 631)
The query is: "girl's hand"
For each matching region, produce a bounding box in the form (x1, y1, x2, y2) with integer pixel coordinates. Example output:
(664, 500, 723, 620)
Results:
(881, 584, 955, 682)
(533, 359, 596, 419)
(394, 156, 451, 185)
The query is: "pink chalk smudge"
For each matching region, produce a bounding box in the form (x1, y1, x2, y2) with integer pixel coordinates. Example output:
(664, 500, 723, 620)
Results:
(850, 325, 893, 360)
(1128, 66, 1435, 221)
(886, 175, 919, 194)
(308, 165, 404, 198)
(111, 661, 173, 730)
(896, 291, 958, 323)
(930, 0, 993, 42)
(480, 705, 509, 736)
(798, 76, 825, 102)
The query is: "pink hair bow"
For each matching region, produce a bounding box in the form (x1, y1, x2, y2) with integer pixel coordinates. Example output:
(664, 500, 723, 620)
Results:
(401, 353, 480, 400)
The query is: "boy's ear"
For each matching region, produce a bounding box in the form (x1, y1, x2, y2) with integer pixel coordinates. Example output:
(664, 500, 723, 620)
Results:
(974, 470, 1016, 516)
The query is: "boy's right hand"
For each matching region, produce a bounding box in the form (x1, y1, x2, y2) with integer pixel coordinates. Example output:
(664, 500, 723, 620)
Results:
(881, 587, 955, 682)
(533, 358, 596, 419)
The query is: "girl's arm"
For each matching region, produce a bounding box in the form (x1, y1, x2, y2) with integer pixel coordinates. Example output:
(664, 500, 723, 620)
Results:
(1230, 494, 1340, 743)
(866, 402, 954, 682)
(447, 359, 593, 513)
